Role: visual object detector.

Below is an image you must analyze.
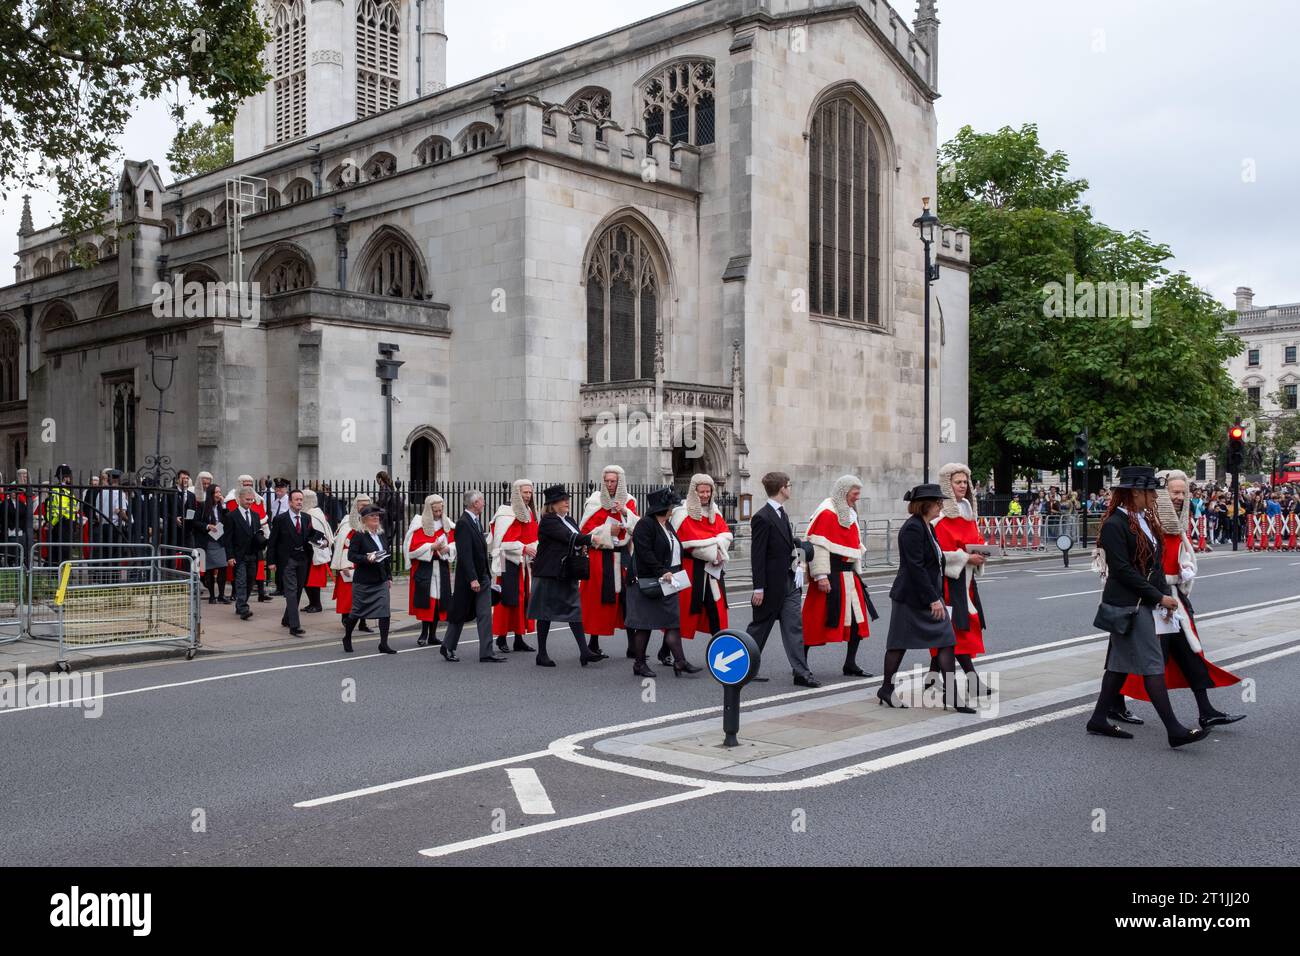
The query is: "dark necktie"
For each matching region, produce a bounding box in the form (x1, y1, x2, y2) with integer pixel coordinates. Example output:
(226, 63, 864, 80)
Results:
(294, 515, 300, 535)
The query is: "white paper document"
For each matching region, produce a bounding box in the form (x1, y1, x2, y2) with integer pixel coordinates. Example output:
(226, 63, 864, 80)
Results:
(1153, 608, 1182, 635)
(704, 561, 723, 580)
(663, 570, 691, 594)
(208, 524, 223, 541)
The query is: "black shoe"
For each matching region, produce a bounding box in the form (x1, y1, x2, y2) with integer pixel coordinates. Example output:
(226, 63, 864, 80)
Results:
(1108, 708, 1144, 725)
(441, 647, 459, 662)
(480, 655, 507, 663)
(429, 637, 442, 646)
(673, 660, 703, 677)
(357, 622, 373, 633)
(342, 637, 353, 654)
(378, 643, 397, 655)
(588, 648, 609, 660)
(633, 660, 656, 678)
(876, 687, 906, 708)
(208, 596, 216, 605)
(793, 674, 822, 688)
(1199, 713, 1246, 729)
(513, 638, 535, 653)
(496, 638, 509, 653)
(922, 672, 941, 691)
(304, 605, 322, 613)
(536, 653, 555, 667)
(257, 595, 272, 603)
(579, 651, 603, 667)
(1086, 720, 1133, 739)
(218, 596, 232, 605)
(657, 650, 673, 666)
(290, 628, 306, 637)
(843, 664, 872, 677)
(1169, 727, 1210, 749)
(416, 636, 428, 647)
(945, 702, 978, 714)
(239, 610, 253, 621)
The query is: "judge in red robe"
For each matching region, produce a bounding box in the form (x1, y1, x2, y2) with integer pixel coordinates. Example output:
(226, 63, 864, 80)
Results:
(1121, 469, 1244, 728)
(404, 493, 456, 646)
(578, 465, 637, 659)
(927, 462, 991, 695)
(670, 473, 732, 648)
(802, 474, 876, 676)
(329, 494, 373, 633)
(490, 479, 538, 653)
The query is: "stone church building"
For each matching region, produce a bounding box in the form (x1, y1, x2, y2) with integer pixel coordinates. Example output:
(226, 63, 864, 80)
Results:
(1, 0, 969, 517)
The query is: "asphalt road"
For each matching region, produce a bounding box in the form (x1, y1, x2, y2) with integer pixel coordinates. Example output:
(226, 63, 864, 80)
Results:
(1, 546, 1295, 866)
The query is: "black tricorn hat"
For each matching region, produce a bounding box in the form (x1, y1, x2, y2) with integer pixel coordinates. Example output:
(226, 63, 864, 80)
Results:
(359, 504, 384, 517)
(542, 484, 570, 506)
(1115, 466, 1162, 490)
(645, 487, 680, 516)
(903, 482, 946, 503)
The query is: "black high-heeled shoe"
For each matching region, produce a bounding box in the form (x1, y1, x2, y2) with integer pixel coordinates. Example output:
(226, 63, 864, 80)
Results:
(633, 660, 656, 678)
(673, 660, 702, 677)
(580, 652, 602, 667)
(1086, 720, 1132, 739)
(876, 687, 906, 708)
(657, 650, 673, 667)
(357, 621, 372, 633)
(843, 664, 872, 677)
(536, 653, 556, 668)
(342, 636, 353, 654)
(922, 672, 940, 691)
(1169, 727, 1210, 749)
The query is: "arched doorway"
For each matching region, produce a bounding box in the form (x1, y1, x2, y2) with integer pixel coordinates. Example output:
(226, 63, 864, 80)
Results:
(410, 436, 436, 493)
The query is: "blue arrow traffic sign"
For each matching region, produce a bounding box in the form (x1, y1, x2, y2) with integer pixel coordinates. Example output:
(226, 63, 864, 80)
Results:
(707, 631, 756, 686)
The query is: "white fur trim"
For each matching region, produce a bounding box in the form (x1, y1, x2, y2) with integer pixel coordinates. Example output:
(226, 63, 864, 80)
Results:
(942, 547, 970, 579)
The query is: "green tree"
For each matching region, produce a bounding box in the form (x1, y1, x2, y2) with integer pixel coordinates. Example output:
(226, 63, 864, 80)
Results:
(938, 124, 1242, 491)
(168, 117, 234, 179)
(0, 1, 269, 242)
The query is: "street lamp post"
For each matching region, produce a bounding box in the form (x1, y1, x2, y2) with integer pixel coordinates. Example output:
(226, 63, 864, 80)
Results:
(144, 351, 179, 484)
(912, 197, 941, 483)
(376, 343, 404, 471)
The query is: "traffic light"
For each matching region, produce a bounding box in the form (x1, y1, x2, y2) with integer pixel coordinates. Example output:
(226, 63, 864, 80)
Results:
(1072, 432, 1088, 471)
(1227, 422, 1245, 472)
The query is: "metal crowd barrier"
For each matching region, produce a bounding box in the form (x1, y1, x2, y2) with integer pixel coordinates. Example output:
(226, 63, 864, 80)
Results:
(0, 542, 22, 645)
(25, 542, 154, 642)
(49, 554, 200, 672)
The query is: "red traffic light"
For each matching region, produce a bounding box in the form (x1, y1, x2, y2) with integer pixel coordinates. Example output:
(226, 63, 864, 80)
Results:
(1229, 426, 1244, 441)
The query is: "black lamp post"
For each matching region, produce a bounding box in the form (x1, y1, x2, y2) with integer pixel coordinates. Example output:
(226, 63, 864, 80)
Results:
(912, 197, 940, 483)
(144, 351, 178, 484)
(376, 343, 404, 471)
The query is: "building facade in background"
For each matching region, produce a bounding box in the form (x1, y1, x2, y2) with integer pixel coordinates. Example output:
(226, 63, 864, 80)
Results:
(0, 0, 969, 520)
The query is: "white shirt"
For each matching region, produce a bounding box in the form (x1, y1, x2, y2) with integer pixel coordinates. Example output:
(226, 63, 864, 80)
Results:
(766, 499, 785, 516)
(369, 531, 383, 550)
(662, 522, 681, 567)
(1117, 506, 1157, 546)
(271, 495, 289, 519)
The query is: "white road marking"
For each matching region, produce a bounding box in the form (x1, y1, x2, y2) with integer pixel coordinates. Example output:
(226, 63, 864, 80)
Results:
(1038, 588, 1102, 601)
(415, 642, 1300, 859)
(294, 750, 551, 808)
(1037, 567, 1258, 600)
(505, 768, 556, 815)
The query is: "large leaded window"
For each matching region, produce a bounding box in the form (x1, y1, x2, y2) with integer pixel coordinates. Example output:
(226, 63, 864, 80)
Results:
(105, 375, 137, 474)
(0, 320, 19, 403)
(566, 87, 612, 142)
(361, 234, 427, 299)
(356, 0, 400, 119)
(273, 0, 307, 143)
(641, 60, 715, 146)
(808, 97, 881, 325)
(585, 224, 660, 384)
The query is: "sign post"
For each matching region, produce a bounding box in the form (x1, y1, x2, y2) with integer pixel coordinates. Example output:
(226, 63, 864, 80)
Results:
(706, 629, 761, 747)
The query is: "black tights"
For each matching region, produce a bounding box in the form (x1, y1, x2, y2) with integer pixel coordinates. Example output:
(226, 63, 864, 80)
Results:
(845, 634, 863, 669)
(1091, 670, 1188, 734)
(419, 620, 441, 643)
(883, 646, 963, 706)
(641, 629, 685, 664)
(536, 620, 589, 658)
(928, 652, 978, 674)
(342, 615, 384, 641)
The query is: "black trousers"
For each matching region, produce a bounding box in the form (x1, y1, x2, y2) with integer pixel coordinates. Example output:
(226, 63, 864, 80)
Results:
(232, 557, 258, 614)
(281, 558, 308, 628)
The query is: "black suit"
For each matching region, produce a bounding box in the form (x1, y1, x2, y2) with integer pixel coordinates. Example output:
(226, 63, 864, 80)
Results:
(745, 501, 813, 680)
(346, 529, 393, 585)
(888, 514, 945, 608)
(222, 506, 265, 614)
(169, 488, 198, 551)
(1098, 514, 1170, 608)
(533, 512, 592, 579)
(444, 510, 494, 659)
(268, 510, 312, 629)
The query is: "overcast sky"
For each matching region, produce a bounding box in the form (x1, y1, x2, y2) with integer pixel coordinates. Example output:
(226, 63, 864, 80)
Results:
(4, 0, 1296, 308)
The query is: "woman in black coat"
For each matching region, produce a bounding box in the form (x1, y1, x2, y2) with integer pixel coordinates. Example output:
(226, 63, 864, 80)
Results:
(624, 487, 701, 678)
(1086, 467, 1208, 748)
(526, 485, 602, 668)
(880, 483, 973, 712)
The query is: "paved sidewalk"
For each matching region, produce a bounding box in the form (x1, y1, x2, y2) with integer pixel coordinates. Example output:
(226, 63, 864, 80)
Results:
(592, 601, 1296, 777)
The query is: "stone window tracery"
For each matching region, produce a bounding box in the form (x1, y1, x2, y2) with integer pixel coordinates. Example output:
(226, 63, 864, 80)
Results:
(566, 88, 612, 142)
(273, 0, 307, 143)
(585, 223, 660, 384)
(641, 60, 714, 146)
(356, 0, 400, 119)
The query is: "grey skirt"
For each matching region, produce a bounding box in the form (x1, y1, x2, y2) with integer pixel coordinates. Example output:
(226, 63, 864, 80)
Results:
(202, 538, 226, 569)
(624, 579, 680, 631)
(886, 599, 958, 651)
(1103, 605, 1165, 676)
(349, 578, 391, 619)
(527, 576, 583, 622)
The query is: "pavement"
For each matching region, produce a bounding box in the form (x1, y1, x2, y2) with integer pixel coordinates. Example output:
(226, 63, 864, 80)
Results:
(0, 544, 1295, 865)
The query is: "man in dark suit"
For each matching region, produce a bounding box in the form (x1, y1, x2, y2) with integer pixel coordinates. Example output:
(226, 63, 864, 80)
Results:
(746, 471, 819, 687)
(224, 487, 266, 620)
(267, 488, 311, 636)
(441, 489, 500, 663)
(171, 470, 198, 552)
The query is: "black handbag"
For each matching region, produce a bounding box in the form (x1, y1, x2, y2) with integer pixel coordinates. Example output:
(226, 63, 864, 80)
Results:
(636, 577, 664, 599)
(1093, 602, 1139, 636)
(559, 540, 591, 581)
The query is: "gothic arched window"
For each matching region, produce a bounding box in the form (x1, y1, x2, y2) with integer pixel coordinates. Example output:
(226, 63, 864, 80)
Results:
(0, 319, 20, 403)
(256, 247, 314, 295)
(566, 87, 612, 142)
(641, 60, 715, 146)
(284, 177, 314, 204)
(189, 207, 213, 231)
(34, 258, 51, 278)
(458, 123, 494, 154)
(356, 0, 400, 118)
(52, 251, 70, 272)
(415, 136, 451, 165)
(359, 231, 427, 300)
(328, 162, 360, 191)
(272, 0, 307, 143)
(364, 152, 397, 180)
(808, 96, 882, 326)
(584, 222, 661, 384)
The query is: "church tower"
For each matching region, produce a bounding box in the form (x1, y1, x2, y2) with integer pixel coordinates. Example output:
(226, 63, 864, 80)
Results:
(233, 0, 447, 160)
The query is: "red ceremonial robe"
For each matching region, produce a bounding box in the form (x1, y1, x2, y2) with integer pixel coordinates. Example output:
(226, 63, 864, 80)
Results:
(673, 510, 731, 639)
(492, 510, 538, 636)
(579, 497, 637, 636)
(1122, 531, 1240, 700)
(333, 529, 358, 616)
(802, 504, 869, 646)
(406, 525, 454, 622)
(930, 514, 985, 657)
